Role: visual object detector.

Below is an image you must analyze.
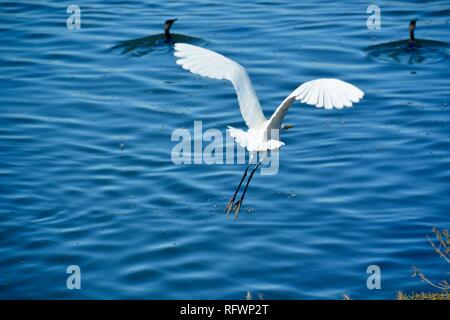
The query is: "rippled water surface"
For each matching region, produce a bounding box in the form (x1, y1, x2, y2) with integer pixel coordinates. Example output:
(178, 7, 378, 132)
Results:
(366, 39, 449, 64)
(1, 0, 449, 299)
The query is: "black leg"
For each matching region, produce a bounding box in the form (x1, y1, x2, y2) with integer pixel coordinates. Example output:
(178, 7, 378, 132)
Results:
(225, 163, 251, 219)
(233, 161, 261, 221)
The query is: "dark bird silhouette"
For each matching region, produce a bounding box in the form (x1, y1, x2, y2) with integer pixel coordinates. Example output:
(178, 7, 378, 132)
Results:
(111, 17, 205, 57)
(409, 20, 417, 45)
(164, 18, 177, 41)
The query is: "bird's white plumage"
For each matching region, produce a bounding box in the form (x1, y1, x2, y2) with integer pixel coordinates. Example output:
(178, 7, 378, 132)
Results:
(292, 78, 364, 109)
(267, 78, 364, 131)
(174, 43, 365, 152)
(227, 126, 284, 152)
(174, 43, 266, 129)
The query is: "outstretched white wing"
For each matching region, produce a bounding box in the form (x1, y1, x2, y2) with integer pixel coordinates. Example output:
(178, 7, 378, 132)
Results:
(174, 43, 266, 129)
(268, 78, 364, 130)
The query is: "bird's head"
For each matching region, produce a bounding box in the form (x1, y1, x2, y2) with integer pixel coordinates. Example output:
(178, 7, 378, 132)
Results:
(409, 19, 416, 32)
(164, 18, 177, 33)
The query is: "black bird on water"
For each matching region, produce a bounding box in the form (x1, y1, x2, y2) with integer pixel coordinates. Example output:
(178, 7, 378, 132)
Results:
(409, 20, 417, 46)
(164, 18, 177, 41)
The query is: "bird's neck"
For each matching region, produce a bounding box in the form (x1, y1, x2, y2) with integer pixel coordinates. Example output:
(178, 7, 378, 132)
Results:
(164, 27, 171, 40)
(409, 29, 415, 43)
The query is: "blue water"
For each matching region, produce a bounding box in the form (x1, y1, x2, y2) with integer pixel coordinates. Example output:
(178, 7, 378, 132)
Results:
(1, 0, 449, 299)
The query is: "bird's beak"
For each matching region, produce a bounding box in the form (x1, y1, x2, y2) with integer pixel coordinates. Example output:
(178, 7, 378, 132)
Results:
(282, 124, 294, 130)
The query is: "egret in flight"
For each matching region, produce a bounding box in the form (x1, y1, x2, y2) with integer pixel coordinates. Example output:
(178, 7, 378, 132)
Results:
(174, 43, 364, 220)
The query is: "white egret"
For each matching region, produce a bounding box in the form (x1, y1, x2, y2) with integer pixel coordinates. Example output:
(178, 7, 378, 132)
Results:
(174, 43, 364, 220)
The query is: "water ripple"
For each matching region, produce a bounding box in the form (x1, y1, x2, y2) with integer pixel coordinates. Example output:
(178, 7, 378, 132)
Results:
(0, 0, 449, 300)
